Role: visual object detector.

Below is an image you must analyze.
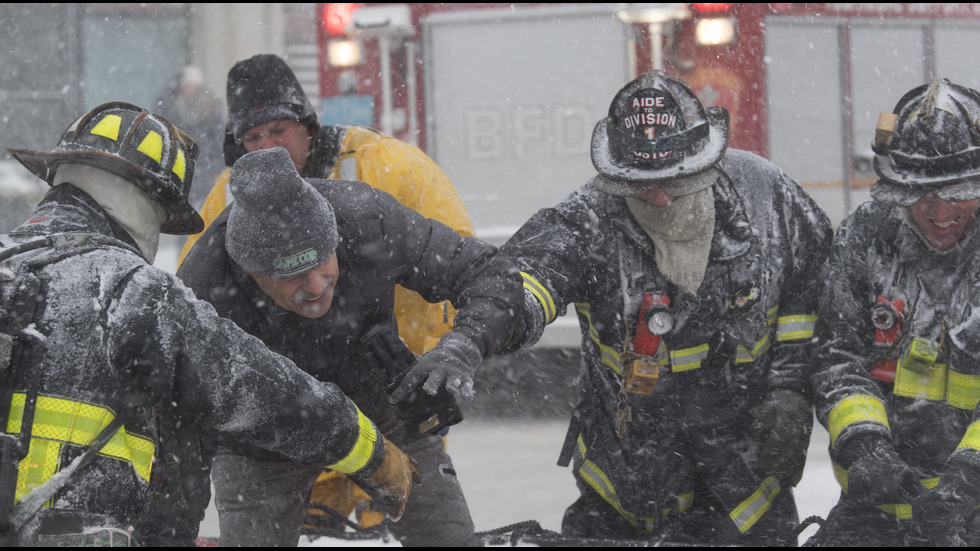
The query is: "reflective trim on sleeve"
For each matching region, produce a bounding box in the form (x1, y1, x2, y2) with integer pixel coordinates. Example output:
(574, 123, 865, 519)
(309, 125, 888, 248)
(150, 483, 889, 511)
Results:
(775, 314, 817, 342)
(576, 303, 626, 376)
(670, 344, 709, 373)
(729, 477, 781, 534)
(947, 371, 980, 411)
(827, 394, 890, 448)
(326, 406, 379, 474)
(7, 392, 155, 504)
(894, 363, 947, 402)
(956, 420, 980, 453)
(522, 272, 557, 324)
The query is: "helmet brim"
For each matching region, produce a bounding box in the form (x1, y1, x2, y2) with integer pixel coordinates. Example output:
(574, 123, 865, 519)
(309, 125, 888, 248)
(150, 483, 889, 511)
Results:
(7, 147, 204, 235)
(590, 107, 729, 196)
(871, 177, 980, 207)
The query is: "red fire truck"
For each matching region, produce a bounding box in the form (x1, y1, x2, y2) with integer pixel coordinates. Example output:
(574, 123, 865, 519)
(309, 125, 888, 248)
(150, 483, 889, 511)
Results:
(317, 2, 980, 234)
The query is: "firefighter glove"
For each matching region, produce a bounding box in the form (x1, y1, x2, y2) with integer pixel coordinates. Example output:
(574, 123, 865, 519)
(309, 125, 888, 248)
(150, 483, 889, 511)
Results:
(906, 460, 980, 546)
(391, 332, 483, 402)
(361, 437, 422, 522)
(844, 436, 926, 506)
(748, 388, 812, 486)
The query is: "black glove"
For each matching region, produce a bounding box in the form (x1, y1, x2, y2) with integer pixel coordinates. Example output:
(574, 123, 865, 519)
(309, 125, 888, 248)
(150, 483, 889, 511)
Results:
(391, 332, 483, 402)
(844, 437, 926, 506)
(905, 481, 975, 547)
(748, 388, 813, 486)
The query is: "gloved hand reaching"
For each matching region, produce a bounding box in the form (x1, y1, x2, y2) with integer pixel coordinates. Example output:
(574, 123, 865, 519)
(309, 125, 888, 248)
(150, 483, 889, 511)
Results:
(843, 436, 926, 506)
(391, 332, 483, 402)
(748, 388, 813, 486)
(352, 436, 422, 522)
(905, 460, 980, 546)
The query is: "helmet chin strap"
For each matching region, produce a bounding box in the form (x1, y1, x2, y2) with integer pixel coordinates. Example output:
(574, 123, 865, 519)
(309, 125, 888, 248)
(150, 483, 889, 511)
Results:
(54, 162, 165, 262)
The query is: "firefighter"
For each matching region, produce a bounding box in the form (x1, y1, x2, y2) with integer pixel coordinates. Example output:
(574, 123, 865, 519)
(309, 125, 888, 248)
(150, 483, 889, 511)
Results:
(496, 71, 834, 545)
(0, 102, 417, 546)
(177, 146, 521, 546)
(177, 53, 476, 529)
(810, 79, 980, 547)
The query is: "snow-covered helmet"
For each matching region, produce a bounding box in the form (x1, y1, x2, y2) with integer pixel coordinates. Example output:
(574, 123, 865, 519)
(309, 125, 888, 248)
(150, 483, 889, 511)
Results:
(872, 79, 980, 207)
(591, 70, 729, 197)
(6, 101, 204, 234)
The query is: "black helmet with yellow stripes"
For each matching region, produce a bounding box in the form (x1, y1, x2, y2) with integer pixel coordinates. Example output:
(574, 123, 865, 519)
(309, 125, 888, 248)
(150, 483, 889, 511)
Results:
(6, 101, 204, 234)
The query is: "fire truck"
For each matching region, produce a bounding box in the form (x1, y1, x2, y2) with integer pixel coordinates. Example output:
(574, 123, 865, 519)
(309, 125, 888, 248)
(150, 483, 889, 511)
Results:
(315, 3, 980, 413)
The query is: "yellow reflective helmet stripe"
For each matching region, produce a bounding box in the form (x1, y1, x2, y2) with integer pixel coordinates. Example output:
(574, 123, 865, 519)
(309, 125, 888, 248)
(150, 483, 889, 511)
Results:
(326, 406, 378, 474)
(827, 394, 890, 448)
(521, 272, 557, 324)
(172, 147, 187, 183)
(6, 392, 155, 504)
(775, 314, 817, 342)
(137, 130, 164, 165)
(89, 114, 122, 141)
(730, 477, 781, 533)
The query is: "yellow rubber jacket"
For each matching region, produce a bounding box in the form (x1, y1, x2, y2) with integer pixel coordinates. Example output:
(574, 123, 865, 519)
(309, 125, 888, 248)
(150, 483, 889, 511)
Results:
(178, 126, 475, 355)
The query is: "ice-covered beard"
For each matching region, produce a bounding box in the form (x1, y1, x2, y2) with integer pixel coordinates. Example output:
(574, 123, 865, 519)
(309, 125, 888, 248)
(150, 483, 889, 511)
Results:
(292, 282, 327, 304)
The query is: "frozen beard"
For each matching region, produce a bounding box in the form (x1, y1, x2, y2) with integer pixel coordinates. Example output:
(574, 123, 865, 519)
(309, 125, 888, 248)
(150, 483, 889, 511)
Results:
(54, 163, 164, 262)
(627, 186, 715, 295)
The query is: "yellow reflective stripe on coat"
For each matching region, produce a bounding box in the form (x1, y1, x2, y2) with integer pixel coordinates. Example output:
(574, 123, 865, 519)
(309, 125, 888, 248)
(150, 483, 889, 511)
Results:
(729, 477, 781, 533)
(6, 393, 155, 504)
(576, 303, 625, 375)
(736, 333, 771, 364)
(827, 394, 890, 448)
(894, 362, 947, 402)
(574, 435, 689, 531)
(670, 344, 710, 372)
(947, 371, 980, 411)
(956, 420, 980, 453)
(775, 314, 817, 342)
(522, 272, 557, 324)
(326, 406, 378, 474)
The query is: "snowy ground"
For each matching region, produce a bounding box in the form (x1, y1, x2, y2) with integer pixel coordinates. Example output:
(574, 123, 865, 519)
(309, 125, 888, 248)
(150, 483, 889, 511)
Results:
(152, 237, 841, 547)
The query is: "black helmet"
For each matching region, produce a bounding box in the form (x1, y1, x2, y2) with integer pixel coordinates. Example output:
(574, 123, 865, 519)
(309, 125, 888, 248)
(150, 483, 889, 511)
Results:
(6, 101, 204, 234)
(225, 54, 319, 145)
(591, 70, 729, 197)
(872, 79, 980, 206)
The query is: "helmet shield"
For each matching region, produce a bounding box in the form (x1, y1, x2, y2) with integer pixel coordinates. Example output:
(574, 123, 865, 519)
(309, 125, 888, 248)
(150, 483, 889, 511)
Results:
(591, 70, 729, 197)
(6, 101, 204, 234)
(872, 79, 980, 205)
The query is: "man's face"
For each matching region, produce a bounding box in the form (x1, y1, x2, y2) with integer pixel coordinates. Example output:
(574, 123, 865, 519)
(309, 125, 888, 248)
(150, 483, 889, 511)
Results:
(248, 253, 340, 319)
(909, 192, 980, 250)
(240, 119, 312, 172)
(636, 184, 674, 207)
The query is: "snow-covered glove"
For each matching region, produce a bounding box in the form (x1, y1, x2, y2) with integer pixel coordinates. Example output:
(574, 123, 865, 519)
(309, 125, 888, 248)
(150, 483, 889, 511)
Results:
(495, 289, 546, 355)
(748, 388, 812, 486)
(843, 436, 926, 506)
(906, 459, 980, 547)
(355, 437, 422, 522)
(391, 332, 483, 402)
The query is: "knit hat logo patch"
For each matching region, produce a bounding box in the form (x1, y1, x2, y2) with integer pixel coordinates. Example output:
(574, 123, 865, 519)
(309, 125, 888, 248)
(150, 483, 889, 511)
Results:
(273, 248, 319, 276)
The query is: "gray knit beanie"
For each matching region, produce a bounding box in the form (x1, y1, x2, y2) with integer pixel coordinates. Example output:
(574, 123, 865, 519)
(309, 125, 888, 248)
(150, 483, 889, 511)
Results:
(226, 147, 338, 277)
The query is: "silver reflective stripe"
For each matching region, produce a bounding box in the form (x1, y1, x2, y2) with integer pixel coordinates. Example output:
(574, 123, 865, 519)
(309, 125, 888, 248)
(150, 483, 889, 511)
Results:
(775, 315, 817, 342)
(730, 477, 781, 533)
(670, 344, 709, 372)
